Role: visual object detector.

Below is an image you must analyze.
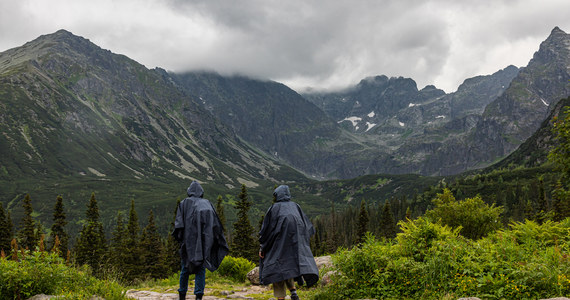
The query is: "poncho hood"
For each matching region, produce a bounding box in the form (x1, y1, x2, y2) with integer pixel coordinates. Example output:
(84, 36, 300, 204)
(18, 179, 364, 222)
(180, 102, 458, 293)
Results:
(273, 185, 291, 202)
(187, 180, 204, 198)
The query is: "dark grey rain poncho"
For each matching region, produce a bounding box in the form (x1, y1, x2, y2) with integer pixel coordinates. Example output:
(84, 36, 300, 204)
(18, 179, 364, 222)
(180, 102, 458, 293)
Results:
(259, 185, 319, 286)
(173, 181, 229, 274)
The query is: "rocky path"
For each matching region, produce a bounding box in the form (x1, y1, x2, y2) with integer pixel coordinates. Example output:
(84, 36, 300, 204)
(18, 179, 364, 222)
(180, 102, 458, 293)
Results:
(126, 285, 273, 300)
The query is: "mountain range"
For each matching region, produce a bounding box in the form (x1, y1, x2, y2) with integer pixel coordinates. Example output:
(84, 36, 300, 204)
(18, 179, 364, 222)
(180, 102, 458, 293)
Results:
(1, 27, 569, 230)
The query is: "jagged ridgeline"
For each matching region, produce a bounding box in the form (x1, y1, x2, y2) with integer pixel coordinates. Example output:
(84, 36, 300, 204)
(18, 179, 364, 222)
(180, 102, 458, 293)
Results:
(1, 27, 569, 238)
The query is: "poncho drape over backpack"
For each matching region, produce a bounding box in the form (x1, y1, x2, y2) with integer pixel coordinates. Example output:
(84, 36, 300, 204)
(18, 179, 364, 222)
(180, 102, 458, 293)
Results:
(258, 185, 319, 286)
(173, 181, 229, 274)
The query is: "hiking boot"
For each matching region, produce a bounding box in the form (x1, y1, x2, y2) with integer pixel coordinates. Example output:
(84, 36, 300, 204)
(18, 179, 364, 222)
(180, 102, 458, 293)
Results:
(178, 291, 186, 300)
(195, 294, 203, 300)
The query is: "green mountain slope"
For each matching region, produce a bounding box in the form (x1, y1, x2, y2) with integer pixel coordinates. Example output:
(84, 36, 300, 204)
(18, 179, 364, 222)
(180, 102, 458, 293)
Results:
(0, 30, 309, 234)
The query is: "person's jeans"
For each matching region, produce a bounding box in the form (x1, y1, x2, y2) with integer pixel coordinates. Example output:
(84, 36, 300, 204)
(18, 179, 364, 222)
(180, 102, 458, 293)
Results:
(178, 261, 206, 296)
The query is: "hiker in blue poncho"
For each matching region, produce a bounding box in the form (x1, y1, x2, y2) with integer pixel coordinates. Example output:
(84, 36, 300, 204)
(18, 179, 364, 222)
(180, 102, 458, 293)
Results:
(259, 185, 319, 300)
(173, 181, 229, 300)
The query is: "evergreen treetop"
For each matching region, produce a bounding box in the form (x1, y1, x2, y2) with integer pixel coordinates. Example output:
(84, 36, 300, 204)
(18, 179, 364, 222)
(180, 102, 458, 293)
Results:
(50, 195, 68, 256)
(74, 193, 107, 274)
(18, 194, 37, 250)
(355, 199, 369, 245)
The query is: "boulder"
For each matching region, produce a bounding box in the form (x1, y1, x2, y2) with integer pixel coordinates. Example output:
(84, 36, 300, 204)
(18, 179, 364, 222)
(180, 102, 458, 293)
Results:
(247, 267, 261, 285)
(314, 256, 333, 270)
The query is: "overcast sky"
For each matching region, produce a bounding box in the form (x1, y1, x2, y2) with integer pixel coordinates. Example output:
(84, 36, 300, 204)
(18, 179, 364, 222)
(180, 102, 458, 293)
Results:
(1, 0, 569, 93)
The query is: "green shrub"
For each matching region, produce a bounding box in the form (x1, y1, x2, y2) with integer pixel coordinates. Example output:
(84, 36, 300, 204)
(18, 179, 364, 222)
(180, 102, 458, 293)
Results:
(216, 255, 256, 282)
(0, 250, 126, 300)
(320, 218, 570, 299)
(424, 188, 503, 239)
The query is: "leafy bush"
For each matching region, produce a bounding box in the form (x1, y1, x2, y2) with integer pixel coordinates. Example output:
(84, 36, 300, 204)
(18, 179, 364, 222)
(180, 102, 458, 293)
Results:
(0, 250, 126, 299)
(424, 188, 503, 239)
(320, 217, 570, 299)
(216, 255, 256, 282)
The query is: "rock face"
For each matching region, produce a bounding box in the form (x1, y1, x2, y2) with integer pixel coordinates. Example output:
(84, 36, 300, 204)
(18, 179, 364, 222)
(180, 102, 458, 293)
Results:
(1, 27, 569, 189)
(419, 27, 570, 175)
(169, 72, 342, 177)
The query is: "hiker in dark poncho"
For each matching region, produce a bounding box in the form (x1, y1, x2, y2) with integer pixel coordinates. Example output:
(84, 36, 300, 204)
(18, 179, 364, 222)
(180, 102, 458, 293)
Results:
(173, 181, 229, 300)
(259, 185, 319, 300)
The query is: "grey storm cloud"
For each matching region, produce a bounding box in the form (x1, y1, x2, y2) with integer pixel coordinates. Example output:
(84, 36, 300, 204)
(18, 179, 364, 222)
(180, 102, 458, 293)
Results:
(1, 0, 570, 92)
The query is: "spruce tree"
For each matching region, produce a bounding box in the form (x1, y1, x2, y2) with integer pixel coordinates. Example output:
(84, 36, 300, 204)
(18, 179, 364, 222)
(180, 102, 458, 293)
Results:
(109, 211, 127, 274)
(34, 221, 45, 249)
(124, 199, 142, 281)
(380, 200, 397, 239)
(327, 200, 339, 254)
(231, 184, 256, 261)
(355, 199, 369, 245)
(140, 210, 167, 279)
(18, 194, 37, 250)
(215, 195, 227, 235)
(0, 203, 13, 252)
(49, 195, 68, 256)
(75, 193, 107, 274)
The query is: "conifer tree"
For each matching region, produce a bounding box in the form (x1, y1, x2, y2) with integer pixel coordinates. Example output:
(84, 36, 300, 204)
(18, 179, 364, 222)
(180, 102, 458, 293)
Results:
(355, 199, 369, 245)
(0, 203, 13, 252)
(231, 184, 256, 261)
(123, 199, 142, 281)
(534, 177, 551, 224)
(49, 195, 68, 256)
(552, 180, 570, 221)
(380, 200, 397, 239)
(18, 194, 37, 250)
(75, 192, 107, 274)
(109, 211, 127, 274)
(215, 195, 227, 235)
(327, 200, 339, 254)
(140, 210, 167, 279)
(34, 221, 45, 248)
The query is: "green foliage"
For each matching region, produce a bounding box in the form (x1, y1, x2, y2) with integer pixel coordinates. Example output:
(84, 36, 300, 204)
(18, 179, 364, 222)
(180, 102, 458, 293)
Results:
(424, 189, 503, 239)
(17, 194, 37, 251)
(123, 199, 142, 282)
(49, 195, 68, 257)
(396, 217, 460, 262)
(0, 250, 126, 299)
(216, 195, 227, 235)
(549, 107, 570, 221)
(354, 200, 369, 245)
(74, 193, 107, 274)
(109, 211, 128, 277)
(0, 203, 13, 252)
(380, 200, 397, 239)
(231, 184, 257, 262)
(140, 210, 168, 279)
(322, 217, 570, 299)
(216, 255, 256, 282)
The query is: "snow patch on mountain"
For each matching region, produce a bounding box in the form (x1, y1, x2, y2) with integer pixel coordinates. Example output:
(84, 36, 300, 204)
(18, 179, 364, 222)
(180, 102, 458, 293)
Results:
(338, 116, 362, 127)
